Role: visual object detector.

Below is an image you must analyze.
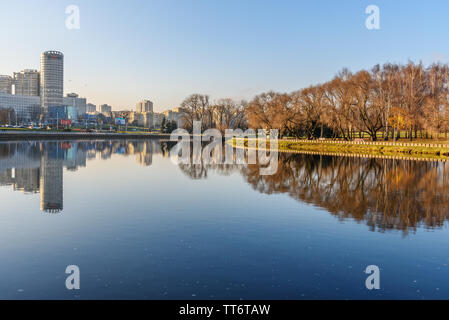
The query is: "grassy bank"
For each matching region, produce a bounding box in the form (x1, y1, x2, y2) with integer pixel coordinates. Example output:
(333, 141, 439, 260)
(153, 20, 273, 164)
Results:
(232, 138, 449, 160)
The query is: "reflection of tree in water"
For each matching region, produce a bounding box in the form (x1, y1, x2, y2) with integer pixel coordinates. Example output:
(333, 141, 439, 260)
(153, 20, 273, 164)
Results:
(178, 163, 243, 180)
(241, 154, 449, 235)
(166, 141, 245, 180)
(177, 148, 449, 234)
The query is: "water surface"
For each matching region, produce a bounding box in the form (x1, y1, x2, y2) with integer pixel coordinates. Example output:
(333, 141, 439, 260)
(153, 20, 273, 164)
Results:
(0, 140, 448, 299)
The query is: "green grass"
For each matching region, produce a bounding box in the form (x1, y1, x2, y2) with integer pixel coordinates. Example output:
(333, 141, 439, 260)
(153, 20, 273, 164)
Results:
(231, 138, 449, 160)
(278, 141, 449, 159)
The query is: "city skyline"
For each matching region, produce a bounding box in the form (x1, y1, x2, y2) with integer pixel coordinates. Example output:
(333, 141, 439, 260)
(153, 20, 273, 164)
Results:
(2, 1, 449, 111)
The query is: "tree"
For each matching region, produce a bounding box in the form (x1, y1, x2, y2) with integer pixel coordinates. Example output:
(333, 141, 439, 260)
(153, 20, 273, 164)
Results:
(400, 61, 427, 140)
(245, 91, 291, 136)
(351, 70, 384, 141)
(161, 118, 177, 133)
(422, 63, 449, 138)
(180, 94, 211, 132)
(323, 72, 354, 140)
(0, 108, 14, 125)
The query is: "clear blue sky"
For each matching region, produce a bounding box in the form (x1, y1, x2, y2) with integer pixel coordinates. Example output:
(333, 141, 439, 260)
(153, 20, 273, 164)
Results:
(1, 0, 448, 111)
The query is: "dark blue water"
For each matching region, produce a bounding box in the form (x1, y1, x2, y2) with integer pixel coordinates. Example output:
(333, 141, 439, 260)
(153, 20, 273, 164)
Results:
(0, 140, 448, 299)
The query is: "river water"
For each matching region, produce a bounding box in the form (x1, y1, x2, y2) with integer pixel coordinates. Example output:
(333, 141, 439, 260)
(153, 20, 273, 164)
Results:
(0, 139, 448, 299)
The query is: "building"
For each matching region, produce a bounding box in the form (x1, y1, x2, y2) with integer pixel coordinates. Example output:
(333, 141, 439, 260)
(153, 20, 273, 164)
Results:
(172, 107, 187, 128)
(0, 75, 13, 94)
(162, 109, 184, 128)
(128, 111, 144, 127)
(47, 105, 77, 123)
(152, 112, 164, 128)
(64, 93, 86, 119)
(86, 103, 96, 113)
(162, 109, 182, 122)
(40, 51, 64, 115)
(13, 69, 40, 96)
(136, 100, 153, 113)
(0, 93, 41, 122)
(100, 104, 112, 114)
(128, 111, 153, 128)
(143, 112, 153, 128)
(162, 110, 175, 121)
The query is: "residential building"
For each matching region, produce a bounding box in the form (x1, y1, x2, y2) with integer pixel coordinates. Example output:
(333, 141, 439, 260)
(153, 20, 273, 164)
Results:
(0, 75, 13, 94)
(166, 108, 186, 128)
(152, 112, 164, 128)
(100, 104, 112, 114)
(143, 112, 153, 128)
(13, 69, 40, 96)
(136, 100, 153, 113)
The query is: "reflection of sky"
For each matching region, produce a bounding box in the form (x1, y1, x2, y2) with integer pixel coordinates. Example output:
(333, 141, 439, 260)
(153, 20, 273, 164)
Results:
(0, 141, 449, 299)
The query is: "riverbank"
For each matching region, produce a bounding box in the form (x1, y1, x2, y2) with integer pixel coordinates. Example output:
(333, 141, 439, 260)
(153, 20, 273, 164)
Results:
(231, 138, 449, 161)
(0, 130, 171, 141)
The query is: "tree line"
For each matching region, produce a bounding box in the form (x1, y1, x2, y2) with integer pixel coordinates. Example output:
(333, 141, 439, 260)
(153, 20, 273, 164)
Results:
(180, 61, 449, 141)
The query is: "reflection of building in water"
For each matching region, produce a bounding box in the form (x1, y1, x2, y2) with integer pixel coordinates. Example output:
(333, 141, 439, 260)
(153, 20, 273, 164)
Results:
(14, 168, 40, 193)
(136, 141, 153, 166)
(0, 142, 41, 192)
(0, 168, 14, 186)
(0, 140, 163, 212)
(40, 142, 64, 213)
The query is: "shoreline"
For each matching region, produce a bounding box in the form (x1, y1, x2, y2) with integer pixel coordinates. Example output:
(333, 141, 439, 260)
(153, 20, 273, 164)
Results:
(0, 130, 172, 141)
(230, 138, 449, 162)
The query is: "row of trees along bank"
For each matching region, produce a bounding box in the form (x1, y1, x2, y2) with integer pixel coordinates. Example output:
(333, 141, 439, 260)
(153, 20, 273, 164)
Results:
(180, 61, 449, 141)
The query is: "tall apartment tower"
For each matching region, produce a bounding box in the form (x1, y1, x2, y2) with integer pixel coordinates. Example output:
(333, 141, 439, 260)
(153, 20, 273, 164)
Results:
(0, 75, 13, 94)
(14, 69, 40, 96)
(40, 51, 64, 114)
(136, 100, 153, 113)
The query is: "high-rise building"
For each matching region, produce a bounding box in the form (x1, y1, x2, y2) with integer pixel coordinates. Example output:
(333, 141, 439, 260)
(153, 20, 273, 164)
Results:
(40, 51, 64, 115)
(13, 69, 40, 96)
(136, 100, 153, 113)
(100, 104, 112, 114)
(86, 103, 97, 113)
(0, 75, 13, 94)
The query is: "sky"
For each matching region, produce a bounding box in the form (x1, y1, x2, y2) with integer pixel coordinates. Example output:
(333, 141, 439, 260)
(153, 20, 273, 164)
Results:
(1, 0, 449, 112)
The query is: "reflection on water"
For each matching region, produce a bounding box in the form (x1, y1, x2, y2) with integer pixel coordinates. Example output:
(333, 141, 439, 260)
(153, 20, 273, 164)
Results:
(177, 152, 449, 235)
(0, 140, 449, 233)
(1, 141, 449, 235)
(1, 140, 449, 299)
(242, 154, 449, 235)
(0, 140, 162, 213)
